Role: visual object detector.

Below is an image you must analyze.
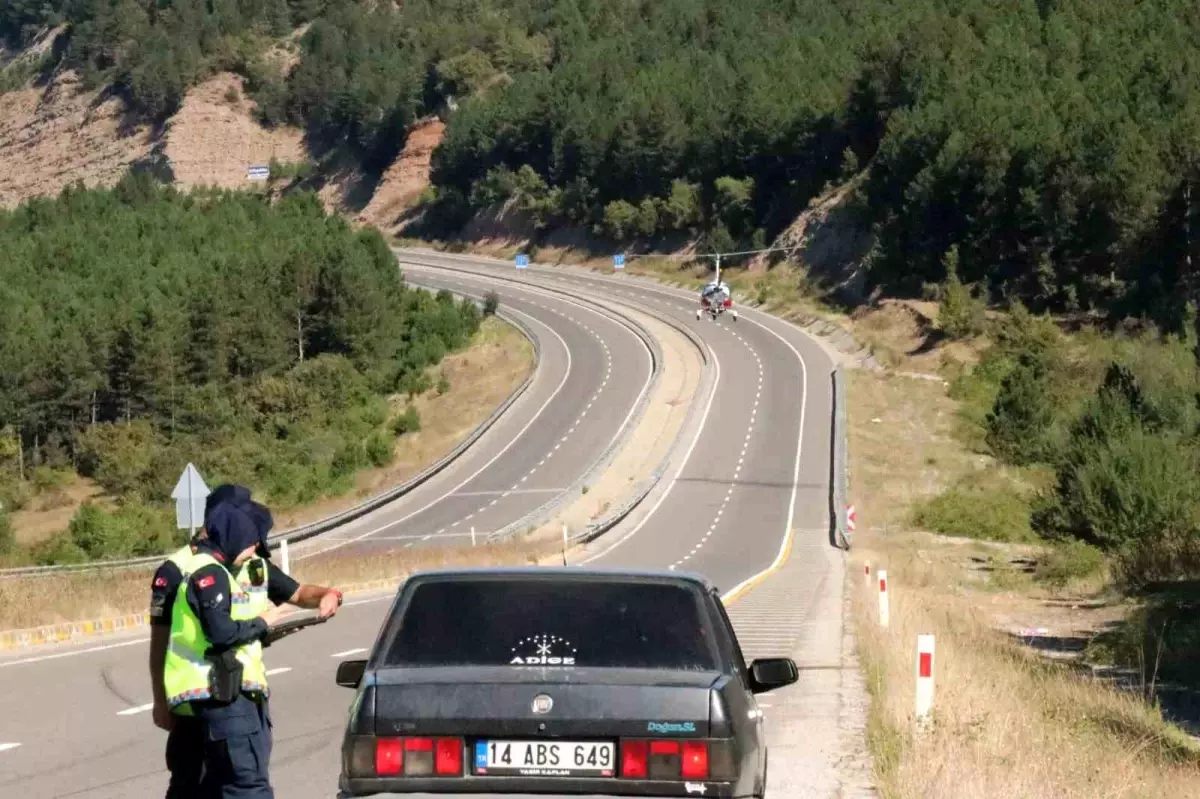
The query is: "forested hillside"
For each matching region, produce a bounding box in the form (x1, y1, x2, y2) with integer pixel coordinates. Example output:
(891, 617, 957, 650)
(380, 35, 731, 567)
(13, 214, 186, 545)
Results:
(0, 173, 481, 563)
(4, 0, 1199, 327)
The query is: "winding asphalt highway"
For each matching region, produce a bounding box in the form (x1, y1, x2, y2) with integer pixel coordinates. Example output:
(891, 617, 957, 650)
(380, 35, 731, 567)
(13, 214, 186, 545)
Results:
(0, 252, 839, 798)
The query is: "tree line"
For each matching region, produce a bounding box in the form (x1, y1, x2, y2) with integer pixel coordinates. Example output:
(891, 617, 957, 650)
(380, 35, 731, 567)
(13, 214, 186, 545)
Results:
(0, 173, 481, 563)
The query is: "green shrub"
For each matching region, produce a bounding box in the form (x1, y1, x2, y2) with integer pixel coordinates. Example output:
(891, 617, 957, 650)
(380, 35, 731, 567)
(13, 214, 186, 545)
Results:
(1034, 539, 1106, 588)
(366, 432, 394, 467)
(911, 478, 1034, 543)
(392, 406, 421, 436)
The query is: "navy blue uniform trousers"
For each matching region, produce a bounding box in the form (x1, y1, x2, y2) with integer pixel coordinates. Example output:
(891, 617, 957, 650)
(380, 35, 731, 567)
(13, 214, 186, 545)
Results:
(165, 715, 204, 798)
(194, 694, 274, 799)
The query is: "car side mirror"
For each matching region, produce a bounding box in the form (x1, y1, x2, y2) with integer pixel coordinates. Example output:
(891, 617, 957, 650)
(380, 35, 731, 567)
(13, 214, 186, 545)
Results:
(336, 659, 367, 689)
(748, 657, 798, 693)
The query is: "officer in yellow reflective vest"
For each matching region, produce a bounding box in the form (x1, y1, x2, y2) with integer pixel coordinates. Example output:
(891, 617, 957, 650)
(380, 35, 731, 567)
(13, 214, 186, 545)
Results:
(163, 487, 342, 798)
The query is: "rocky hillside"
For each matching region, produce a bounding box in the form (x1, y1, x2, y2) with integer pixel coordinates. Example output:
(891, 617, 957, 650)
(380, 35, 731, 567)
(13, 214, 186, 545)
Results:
(0, 38, 443, 222)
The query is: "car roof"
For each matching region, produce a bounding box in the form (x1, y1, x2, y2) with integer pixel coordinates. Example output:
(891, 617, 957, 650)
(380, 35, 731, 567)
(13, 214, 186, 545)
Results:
(398, 566, 718, 592)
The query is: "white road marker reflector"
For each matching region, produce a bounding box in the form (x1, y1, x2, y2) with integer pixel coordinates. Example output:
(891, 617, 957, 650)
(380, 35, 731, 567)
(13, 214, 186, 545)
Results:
(116, 703, 154, 716)
(265, 667, 292, 676)
(0, 743, 21, 752)
(331, 648, 367, 658)
(877, 569, 890, 628)
(915, 634, 935, 720)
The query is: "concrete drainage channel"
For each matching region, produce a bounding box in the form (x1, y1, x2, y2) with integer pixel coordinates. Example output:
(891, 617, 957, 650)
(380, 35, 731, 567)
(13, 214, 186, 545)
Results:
(0, 264, 707, 651)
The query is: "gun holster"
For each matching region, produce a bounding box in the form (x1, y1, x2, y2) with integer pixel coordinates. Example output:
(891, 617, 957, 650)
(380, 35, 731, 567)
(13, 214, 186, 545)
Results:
(207, 649, 244, 703)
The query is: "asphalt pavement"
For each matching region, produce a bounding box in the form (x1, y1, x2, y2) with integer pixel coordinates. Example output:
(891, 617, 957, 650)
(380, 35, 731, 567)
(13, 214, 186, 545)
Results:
(0, 252, 840, 798)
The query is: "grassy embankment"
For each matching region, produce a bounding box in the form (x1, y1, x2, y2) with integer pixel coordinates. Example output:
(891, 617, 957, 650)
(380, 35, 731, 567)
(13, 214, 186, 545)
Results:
(0, 317, 535, 631)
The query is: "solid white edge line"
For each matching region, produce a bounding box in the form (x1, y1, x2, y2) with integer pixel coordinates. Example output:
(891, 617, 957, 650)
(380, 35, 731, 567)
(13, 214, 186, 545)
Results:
(298, 302, 574, 558)
(579, 339, 721, 564)
(0, 636, 149, 668)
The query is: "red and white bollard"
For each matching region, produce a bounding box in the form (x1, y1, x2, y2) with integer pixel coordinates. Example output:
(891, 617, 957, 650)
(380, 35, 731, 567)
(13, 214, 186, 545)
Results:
(915, 634, 935, 720)
(877, 569, 889, 628)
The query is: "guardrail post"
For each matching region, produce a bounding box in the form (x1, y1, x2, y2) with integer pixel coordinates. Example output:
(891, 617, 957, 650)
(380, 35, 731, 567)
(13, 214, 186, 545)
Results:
(877, 569, 889, 628)
(915, 634, 935, 721)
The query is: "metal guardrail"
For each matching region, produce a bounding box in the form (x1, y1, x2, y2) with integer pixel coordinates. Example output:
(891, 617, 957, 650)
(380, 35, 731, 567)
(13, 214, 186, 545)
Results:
(0, 299, 542, 580)
(832, 365, 851, 549)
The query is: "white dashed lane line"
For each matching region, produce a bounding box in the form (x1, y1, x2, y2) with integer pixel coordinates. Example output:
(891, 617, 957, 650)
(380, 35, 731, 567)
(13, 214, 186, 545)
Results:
(0, 742, 20, 752)
(436, 298, 614, 534)
(669, 328, 764, 570)
(331, 648, 367, 658)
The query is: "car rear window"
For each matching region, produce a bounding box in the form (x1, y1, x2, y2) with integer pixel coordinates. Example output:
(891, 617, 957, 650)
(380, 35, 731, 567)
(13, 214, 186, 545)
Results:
(382, 578, 720, 670)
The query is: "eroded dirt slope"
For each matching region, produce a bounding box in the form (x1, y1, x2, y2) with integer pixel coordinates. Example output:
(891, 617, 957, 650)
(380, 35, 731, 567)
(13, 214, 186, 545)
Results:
(164, 72, 308, 191)
(0, 69, 155, 207)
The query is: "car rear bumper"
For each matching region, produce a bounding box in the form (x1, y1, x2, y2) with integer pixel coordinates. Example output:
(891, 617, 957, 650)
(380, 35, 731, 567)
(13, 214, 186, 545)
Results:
(339, 776, 742, 797)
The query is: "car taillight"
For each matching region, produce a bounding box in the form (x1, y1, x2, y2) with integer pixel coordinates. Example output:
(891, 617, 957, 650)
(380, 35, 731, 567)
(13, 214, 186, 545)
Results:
(372, 737, 463, 777)
(435, 737, 463, 775)
(723, 298, 732, 307)
(681, 740, 708, 779)
(620, 739, 714, 781)
(620, 740, 648, 778)
(375, 738, 404, 775)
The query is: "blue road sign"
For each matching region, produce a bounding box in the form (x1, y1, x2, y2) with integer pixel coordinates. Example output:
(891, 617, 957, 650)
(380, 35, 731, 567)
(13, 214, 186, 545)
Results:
(515, 254, 529, 269)
(613, 254, 625, 269)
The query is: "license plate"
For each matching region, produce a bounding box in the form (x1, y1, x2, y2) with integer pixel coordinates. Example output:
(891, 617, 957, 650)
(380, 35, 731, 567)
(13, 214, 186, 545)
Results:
(474, 739, 615, 777)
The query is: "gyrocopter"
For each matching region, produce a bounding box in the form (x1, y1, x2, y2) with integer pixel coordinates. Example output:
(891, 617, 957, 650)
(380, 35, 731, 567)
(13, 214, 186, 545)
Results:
(696, 255, 737, 322)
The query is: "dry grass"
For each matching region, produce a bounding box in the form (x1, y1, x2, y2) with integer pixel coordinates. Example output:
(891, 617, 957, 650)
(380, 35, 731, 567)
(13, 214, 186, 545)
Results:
(852, 541, 1200, 798)
(844, 311, 1200, 797)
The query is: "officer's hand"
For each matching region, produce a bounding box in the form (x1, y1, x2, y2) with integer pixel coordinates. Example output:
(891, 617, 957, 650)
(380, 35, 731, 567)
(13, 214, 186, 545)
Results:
(317, 589, 341, 620)
(258, 604, 286, 627)
(152, 701, 174, 732)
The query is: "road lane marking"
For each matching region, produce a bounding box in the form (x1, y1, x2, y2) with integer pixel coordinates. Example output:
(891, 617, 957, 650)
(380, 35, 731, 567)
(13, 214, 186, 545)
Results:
(331, 648, 366, 658)
(117, 703, 154, 716)
(296, 300, 575, 558)
(0, 743, 20, 752)
(266, 667, 292, 676)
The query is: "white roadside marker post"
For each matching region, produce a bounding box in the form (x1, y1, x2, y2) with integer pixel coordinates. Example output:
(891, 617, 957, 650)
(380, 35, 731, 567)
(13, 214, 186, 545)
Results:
(280, 539, 289, 575)
(877, 569, 889, 628)
(562, 523, 569, 566)
(471, 526, 476, 547)
(915, 634, 935, 722)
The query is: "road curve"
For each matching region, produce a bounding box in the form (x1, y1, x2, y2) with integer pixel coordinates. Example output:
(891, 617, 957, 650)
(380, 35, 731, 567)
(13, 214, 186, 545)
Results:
(0, 253, 839, 798)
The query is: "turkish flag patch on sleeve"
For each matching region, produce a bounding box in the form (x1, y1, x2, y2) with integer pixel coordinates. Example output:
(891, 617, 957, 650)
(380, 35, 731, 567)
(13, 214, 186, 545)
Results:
(197, 575, 216, 590)
(153, 576, 168, 588)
